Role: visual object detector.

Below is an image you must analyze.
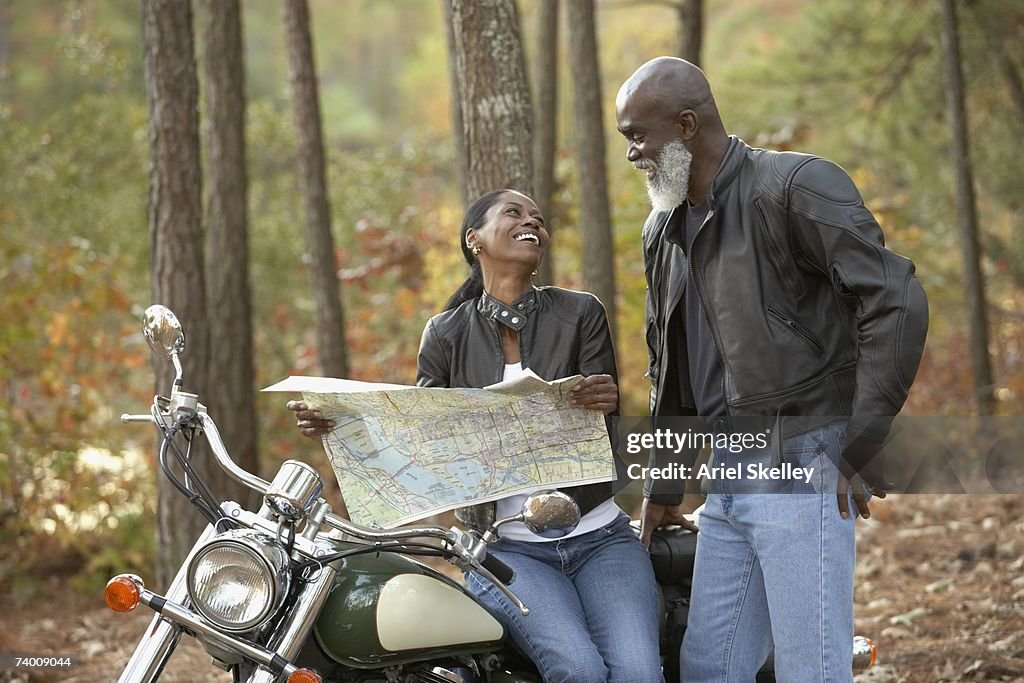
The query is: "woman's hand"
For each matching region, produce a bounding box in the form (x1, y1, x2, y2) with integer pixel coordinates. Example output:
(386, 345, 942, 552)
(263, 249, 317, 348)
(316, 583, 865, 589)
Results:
(286, 400, 335, 440)
(568, 374, 618, 414)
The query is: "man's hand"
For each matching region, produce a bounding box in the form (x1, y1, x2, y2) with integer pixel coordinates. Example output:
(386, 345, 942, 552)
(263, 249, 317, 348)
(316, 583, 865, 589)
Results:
(838, 431, 898, 519)
(842, 433, 894, 494)
(836, 472, 876, 520)
(639, 497, 699, 549)
(568, 374, 618, 414)
(286, 400, 335, 440)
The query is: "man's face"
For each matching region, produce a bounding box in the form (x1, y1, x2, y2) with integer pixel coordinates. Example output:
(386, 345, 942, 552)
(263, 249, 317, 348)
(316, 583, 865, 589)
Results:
(615, 92, 692, 211)
(638, 140, 692, 212)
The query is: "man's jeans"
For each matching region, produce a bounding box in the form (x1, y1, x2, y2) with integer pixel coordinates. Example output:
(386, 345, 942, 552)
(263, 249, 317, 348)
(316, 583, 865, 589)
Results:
(467, 512, 663, 683)
(681, 420, 858, 683)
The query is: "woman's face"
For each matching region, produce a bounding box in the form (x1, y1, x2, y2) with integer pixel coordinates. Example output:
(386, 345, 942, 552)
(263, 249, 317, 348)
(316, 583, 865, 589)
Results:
(468, 191, 549, 273)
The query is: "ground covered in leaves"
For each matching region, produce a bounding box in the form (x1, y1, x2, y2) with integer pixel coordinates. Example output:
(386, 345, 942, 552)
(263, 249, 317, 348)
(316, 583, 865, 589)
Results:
(2, 493, 1022, 682)
(853, 493, 1024, 682)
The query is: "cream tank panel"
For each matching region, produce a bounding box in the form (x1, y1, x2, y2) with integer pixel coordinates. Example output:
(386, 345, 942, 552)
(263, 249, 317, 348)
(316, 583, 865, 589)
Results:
(376, 573, 503, 650)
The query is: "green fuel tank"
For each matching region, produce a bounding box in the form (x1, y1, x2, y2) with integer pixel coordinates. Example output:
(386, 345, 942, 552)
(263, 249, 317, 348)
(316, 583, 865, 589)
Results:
(313, 541, 506, 669)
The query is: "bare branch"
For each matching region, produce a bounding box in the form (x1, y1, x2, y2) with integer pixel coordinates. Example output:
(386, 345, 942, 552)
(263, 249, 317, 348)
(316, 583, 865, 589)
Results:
(870, 27, 930, 109)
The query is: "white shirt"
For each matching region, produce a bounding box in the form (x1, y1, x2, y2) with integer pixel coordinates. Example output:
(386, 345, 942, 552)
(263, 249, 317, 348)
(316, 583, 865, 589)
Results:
(493, 362, 621, 542)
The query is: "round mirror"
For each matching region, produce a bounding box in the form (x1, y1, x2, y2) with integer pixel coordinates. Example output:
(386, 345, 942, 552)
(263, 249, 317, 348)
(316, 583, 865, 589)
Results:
(142, 305, 185, 359)
(521, 490, 580, 538)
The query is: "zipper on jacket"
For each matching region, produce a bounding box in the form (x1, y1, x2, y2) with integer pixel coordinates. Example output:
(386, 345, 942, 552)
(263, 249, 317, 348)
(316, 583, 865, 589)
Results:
(767, 307, 823, 353)
(490, 318, 507, 384)
(651, 208, 676, 412)
(755, 197, 804, 299)
(490, 309, 531, 381)
(687, 206, 732, 412)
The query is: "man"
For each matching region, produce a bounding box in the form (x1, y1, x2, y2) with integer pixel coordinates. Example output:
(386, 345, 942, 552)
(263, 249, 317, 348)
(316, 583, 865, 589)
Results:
(615, 57, 928, 682)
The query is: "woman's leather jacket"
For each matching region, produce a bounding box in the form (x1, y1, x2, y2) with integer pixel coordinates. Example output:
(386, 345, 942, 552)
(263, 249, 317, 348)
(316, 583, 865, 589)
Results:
(417, 286, 619, 530)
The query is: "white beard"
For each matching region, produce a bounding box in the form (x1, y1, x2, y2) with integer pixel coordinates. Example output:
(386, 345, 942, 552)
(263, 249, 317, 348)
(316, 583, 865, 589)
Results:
(636, 140, 692, 212)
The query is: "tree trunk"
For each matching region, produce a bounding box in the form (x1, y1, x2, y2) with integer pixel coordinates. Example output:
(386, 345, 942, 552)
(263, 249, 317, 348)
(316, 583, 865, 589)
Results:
(442, 0, 469, 206)
(142, 0, 210, 589)
(566, 0, 617, 342)
(199, 0, 259, 508)
(532, 0, 559, 286)
(677, 0, 703, 67)
(448, 0, 534, 200)
(283, 0, 348, 378)
(939, 0, 995, 409)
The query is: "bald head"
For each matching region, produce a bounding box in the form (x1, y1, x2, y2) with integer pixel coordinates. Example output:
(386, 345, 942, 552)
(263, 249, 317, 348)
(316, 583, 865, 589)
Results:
(616, 57, 729, 206)
(616, 57, 721, 129)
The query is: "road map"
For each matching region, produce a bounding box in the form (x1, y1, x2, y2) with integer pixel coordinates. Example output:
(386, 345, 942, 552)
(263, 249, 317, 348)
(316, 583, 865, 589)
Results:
(263, 372, 615, 528)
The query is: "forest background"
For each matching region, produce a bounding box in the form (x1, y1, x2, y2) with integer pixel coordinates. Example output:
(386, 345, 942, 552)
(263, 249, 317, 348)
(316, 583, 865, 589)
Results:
(1, 0, 1023, 644)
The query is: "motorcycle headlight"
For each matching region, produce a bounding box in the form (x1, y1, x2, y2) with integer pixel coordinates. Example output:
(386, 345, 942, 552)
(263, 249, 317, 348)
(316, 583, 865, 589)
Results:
(186, 530, 291, 633)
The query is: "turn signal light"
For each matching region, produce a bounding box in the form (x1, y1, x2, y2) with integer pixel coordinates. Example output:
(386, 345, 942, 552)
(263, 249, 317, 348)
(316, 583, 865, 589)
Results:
(852, 635, 877, 670)
(287, 669, 322, 683)
(104, 575, 142, 613)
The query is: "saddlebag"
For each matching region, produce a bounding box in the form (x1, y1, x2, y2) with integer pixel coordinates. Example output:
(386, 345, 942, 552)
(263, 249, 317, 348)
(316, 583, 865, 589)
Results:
(650, 526, 697, 683)
(647, 525, 697, 587)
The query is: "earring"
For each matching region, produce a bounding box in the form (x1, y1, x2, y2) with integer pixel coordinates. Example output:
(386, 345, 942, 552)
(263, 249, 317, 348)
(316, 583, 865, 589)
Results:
(472, 245, 481, 256)
(532, 270, 538, 276)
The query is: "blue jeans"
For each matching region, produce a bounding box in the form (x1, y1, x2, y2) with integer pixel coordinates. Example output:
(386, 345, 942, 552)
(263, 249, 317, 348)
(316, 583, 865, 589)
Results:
(466, 512, 663, 683)
(681, 421, 858, 683)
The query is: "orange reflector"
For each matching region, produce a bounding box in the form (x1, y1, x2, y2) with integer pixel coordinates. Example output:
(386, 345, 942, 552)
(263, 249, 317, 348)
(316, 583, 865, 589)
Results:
(867, 639, 878, 669)
(104, 575, 141, 612)
(287, 669, 322, 683)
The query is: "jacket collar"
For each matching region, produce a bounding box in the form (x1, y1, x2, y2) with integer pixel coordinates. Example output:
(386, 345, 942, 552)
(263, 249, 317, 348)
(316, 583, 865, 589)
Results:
(705, 135, 746, 207)
(477, 287, 539, 332)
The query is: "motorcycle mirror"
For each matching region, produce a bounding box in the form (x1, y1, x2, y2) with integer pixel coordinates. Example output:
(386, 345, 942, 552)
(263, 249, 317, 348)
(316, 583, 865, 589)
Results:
(142, 305, 186, 359)
(520, 490, 580, 538)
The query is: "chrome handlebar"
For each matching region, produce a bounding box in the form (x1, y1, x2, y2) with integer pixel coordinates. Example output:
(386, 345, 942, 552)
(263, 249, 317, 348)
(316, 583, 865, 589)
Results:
(123, 394, 530, 615)
(195, 412, 273, 495)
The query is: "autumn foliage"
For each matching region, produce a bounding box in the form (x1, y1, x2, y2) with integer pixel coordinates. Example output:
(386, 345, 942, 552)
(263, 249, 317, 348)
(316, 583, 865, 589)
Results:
(1, 0, 1022, 600)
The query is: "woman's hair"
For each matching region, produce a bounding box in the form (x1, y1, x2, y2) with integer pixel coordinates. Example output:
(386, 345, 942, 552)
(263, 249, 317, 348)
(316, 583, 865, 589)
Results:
(442, 189, 508, 311)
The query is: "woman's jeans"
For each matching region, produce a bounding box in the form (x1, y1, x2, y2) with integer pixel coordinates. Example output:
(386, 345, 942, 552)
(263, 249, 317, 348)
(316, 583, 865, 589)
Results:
(466, 512, 664, 683)
(681, 420, 859, 683)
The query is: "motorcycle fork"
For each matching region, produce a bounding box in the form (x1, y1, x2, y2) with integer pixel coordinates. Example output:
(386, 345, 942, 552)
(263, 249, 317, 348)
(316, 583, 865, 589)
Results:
(119, 524, 218, 683)
(245, 557, 338, 682)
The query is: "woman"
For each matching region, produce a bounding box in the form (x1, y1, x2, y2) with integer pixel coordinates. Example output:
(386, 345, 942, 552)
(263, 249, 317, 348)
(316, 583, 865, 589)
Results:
(292, 190, 663, 683)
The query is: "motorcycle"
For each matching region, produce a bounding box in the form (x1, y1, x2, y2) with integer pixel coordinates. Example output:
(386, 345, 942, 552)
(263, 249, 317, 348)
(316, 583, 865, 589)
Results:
(107, 305, 876, 682)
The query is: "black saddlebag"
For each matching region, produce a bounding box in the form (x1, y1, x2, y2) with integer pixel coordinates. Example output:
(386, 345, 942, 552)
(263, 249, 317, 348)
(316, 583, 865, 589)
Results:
(647, 525, 697, 587)
(649, 526, 697, 683)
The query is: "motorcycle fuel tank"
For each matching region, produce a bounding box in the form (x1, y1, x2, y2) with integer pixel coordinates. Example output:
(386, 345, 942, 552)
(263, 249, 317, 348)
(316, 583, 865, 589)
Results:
(313, 540, 505, 668)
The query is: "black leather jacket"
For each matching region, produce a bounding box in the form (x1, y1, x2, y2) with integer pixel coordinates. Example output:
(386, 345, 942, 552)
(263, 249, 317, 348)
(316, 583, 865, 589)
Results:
(417, 286, 619, 530)
(644, 137, 929, 501)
